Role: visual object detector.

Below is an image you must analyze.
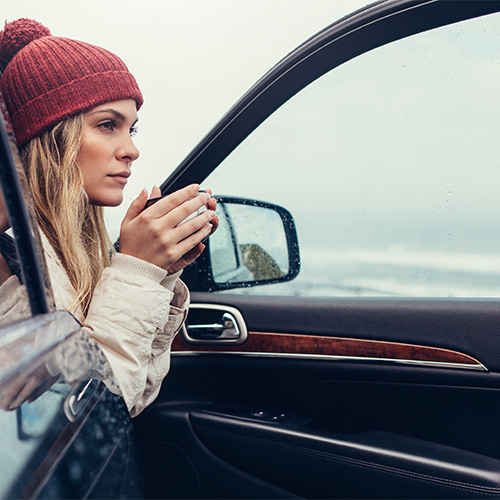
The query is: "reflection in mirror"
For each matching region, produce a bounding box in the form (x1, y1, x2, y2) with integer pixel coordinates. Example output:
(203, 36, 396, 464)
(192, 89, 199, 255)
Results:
(209, 205, 240, 279)
(209, 199, 292, 285)
(232, 204, 288, 280)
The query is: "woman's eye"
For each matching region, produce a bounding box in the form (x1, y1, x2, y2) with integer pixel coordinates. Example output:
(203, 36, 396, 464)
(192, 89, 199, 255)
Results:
(130, 126, 138, 137)
(98, 120, 116, 131)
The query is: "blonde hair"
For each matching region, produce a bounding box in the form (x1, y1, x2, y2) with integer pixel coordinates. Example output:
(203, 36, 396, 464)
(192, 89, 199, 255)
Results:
(21, 115, 113, 316)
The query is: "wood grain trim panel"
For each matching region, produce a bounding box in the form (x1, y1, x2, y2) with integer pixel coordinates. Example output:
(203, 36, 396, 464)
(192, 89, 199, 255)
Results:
(171, 331, 485, 369)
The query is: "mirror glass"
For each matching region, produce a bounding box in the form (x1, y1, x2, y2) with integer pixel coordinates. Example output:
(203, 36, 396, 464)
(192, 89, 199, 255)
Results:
(209, 205, 240, 279)
(210, 201, 290, 284)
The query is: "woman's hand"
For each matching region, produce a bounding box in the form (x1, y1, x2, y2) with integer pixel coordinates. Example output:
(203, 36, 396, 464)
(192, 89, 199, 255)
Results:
(119, 184, 218, 272)
(0, 363, 58, 411)
(166, 187, 219, 274)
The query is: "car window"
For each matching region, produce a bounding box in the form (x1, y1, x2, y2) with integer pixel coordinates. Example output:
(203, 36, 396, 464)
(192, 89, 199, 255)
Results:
(0, 381, 70, 498)
(206, 11, 500, 298)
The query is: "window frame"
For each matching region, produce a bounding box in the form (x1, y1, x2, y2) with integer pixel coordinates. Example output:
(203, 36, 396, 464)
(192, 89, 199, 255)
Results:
(0, 100, 53, 315)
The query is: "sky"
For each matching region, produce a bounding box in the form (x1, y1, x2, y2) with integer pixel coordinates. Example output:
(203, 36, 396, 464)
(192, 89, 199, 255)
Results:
(2, 0, 371, 236)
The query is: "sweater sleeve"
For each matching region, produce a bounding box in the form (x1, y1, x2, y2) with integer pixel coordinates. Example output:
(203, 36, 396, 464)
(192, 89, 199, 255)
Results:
(0, 275, 31, 327)
(84, 253, 189, 413)
(129, 278, 189, 417)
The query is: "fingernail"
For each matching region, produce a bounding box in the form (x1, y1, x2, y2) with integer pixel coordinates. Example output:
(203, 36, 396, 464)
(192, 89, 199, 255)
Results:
(192, 184, 200, 193)
(207, 210, 215, 219)
(202, 192, 211, 202)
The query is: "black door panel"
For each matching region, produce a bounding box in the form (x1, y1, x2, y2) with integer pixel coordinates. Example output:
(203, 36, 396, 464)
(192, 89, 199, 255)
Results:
(136, 403, 299, 500)
(135, 350, 500, 499)
(190, 409, 500, 499)
(133, 288, 500, 500)
(134, 290, 500, 499)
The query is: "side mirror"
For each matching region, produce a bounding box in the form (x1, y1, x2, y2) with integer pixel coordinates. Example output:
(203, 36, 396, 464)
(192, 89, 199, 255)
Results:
(182, 196, 300, 292)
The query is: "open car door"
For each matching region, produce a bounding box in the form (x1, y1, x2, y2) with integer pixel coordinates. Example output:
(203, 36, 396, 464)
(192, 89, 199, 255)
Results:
(133, 1, 500, 498)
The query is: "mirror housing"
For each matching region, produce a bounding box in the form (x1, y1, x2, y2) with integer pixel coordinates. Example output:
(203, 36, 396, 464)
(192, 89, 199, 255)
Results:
(182, 196, 300, 292)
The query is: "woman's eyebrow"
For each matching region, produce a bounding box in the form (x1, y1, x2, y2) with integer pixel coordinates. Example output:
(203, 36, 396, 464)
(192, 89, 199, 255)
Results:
(86, 108, 138, 124)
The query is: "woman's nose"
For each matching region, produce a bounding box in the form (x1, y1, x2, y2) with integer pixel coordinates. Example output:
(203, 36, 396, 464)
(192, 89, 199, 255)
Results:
(120, 134, 140, 162)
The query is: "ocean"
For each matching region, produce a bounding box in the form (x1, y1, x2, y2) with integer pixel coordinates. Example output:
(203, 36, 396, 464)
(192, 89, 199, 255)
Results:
(231, 244, 500, 299)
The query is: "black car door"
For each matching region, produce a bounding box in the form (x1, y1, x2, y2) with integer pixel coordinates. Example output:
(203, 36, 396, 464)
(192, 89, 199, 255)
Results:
(133, 1, 500, 498)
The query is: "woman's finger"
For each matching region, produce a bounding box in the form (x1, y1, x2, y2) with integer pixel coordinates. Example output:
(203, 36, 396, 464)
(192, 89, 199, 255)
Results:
(207, 197, 217, 211)
(122, 188, 148, 225)
(174, 209, 215, 242)
(146, 184, 200, 218)
(8, 377, 41, 410)
(176, 222, 213, 255)
(165, 191, 211, 227)
(168, 243, 205, 274)
(209, 214, 219, 235)
(0, 376, 28, 411)
(150, 185, 161, 198)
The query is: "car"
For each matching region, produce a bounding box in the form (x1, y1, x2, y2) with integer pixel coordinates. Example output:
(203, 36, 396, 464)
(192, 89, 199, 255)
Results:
(3, 0, 500, 498)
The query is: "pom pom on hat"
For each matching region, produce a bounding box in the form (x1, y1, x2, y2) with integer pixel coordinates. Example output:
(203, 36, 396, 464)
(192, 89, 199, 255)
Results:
(0, 18, 143, 146)
(0, 18, 51, 63)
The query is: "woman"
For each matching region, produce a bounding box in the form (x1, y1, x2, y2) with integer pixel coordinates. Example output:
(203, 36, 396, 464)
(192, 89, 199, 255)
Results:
(0, 19, 217, 416)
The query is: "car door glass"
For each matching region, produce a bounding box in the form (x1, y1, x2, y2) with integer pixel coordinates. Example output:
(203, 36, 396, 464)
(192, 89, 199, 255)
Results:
(206, 11, 500, 298)
(0, 382, 70, 498)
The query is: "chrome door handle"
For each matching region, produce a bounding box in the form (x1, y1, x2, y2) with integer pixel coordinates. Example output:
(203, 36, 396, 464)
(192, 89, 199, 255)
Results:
(182, 304, 247, 345)
(187, 312, 240, 339)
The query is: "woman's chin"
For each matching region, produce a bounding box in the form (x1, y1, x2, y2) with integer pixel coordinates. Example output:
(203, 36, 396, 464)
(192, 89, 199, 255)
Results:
(89, 194, 124, 207)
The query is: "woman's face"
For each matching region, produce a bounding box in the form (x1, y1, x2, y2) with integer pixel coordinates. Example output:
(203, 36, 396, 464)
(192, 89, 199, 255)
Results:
(78, 99, 139, 206)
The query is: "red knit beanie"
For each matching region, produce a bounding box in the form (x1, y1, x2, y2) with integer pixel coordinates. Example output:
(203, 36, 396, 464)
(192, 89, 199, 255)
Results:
(0, 19, 144, 147)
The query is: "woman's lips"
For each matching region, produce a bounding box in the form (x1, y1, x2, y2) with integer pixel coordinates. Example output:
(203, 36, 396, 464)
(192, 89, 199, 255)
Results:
(108, 172, 130, 185)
